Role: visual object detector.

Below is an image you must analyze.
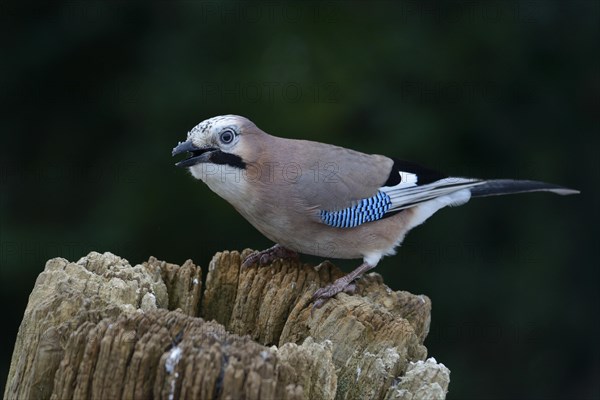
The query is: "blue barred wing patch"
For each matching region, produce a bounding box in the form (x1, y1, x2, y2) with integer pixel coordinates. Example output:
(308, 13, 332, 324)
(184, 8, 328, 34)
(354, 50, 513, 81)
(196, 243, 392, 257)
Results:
(319, 191, 392, 228)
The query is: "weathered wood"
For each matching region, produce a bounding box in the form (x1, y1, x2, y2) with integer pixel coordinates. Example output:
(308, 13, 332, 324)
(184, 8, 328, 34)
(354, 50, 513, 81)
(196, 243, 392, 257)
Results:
(5, 250, 450, 400)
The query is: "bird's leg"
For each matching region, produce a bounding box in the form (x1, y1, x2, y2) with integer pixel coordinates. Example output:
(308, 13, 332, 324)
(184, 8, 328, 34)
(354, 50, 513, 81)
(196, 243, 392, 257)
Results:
(241, 244, 299, 268)
(311, 261, 375, 308)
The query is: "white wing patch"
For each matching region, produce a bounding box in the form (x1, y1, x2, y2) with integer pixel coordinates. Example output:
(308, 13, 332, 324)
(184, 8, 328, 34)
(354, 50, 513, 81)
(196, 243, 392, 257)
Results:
(396, 171, 418, 189)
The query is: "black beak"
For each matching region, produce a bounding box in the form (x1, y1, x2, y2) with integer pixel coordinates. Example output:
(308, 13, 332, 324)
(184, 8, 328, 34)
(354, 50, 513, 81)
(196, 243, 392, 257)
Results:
(172, 141, 216, 168)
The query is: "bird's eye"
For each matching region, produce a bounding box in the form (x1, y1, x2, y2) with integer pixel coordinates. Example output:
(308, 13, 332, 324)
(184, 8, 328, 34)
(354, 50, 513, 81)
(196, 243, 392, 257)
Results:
(220, 129, 235, 144)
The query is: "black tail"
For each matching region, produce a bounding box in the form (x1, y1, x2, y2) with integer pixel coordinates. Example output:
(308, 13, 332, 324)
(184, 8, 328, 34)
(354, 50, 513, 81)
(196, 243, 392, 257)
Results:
(469, 179, 580, 198)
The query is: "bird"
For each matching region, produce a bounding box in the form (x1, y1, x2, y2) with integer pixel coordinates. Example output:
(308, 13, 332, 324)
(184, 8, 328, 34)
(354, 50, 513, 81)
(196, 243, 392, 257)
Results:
(172, 115, 579, 307)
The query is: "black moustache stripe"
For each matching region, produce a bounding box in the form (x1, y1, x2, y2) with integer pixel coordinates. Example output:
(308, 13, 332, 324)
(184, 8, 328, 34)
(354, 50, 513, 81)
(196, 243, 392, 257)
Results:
(209, 150, 247, 169)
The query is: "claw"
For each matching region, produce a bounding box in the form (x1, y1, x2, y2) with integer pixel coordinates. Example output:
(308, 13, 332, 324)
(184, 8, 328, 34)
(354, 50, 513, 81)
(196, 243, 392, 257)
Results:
(310, 261, 375, 309)
(343, 283, 356, 294)
(241, 244, 298, 268)
(311, 279, 350, 309)
(241, 250, 262, 268)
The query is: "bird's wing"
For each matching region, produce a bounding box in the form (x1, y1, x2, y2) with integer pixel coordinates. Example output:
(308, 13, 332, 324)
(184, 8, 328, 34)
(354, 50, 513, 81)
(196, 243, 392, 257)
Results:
(312, 154, 485, 228)
(275, 138, 394, 211)
(274, 137, 479, 229)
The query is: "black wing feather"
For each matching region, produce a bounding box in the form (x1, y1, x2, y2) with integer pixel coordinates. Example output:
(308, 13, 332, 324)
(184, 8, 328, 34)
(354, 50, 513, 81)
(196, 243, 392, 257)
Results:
(383, 158, 447, 187)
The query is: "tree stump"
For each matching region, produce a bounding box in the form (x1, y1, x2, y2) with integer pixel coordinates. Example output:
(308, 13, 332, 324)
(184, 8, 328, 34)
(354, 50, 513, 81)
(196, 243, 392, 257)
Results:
(4, 250, 450, 400)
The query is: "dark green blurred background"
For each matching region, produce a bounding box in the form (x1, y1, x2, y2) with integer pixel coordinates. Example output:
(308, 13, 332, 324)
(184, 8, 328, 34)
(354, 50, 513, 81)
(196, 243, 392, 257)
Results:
(1, 1, 598, 398)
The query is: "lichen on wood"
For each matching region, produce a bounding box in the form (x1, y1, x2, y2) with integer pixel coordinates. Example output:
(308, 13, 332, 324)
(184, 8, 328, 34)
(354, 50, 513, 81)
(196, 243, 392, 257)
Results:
(5, 250, 450, 400)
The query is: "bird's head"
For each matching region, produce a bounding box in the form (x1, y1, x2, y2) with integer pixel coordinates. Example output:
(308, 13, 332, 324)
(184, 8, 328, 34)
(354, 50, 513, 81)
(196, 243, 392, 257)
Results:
(172, 115, 260, 179)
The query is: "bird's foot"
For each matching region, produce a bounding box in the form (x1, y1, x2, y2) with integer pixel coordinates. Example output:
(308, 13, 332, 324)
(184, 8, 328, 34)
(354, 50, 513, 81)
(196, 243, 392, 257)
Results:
(311, 261, 375, 309)
(312, 279, 357, 309)
(242, 244, 299, 268)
